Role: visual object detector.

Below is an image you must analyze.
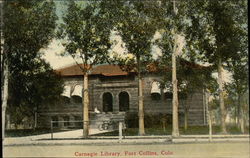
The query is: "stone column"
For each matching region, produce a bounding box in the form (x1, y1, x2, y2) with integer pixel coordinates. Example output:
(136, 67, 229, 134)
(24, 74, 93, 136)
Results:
(113, 91, 119, 113)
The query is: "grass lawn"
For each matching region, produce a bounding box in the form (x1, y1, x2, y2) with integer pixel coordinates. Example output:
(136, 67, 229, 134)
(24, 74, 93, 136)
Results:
(93, 125, 249, 136)
(5, 125, 249, 137)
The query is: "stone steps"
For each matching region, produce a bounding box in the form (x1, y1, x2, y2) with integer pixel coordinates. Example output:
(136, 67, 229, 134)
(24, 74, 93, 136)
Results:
(89, 112, 126, 130)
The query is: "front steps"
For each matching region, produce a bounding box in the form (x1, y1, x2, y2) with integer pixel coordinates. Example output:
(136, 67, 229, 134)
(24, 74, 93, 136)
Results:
(89, 112, 126, 131)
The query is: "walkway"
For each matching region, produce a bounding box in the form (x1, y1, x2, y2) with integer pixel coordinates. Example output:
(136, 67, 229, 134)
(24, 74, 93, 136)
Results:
(3, 128, 111, 146)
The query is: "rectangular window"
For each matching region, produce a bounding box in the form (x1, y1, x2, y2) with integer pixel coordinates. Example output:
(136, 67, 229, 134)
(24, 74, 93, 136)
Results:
(63, 116, 70, 127)
(74, 116, 82, 128)
(51, 116, 59, 127)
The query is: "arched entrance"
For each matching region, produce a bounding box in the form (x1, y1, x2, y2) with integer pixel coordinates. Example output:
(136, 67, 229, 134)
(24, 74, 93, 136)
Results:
(103, 92, 113, 112)
(119, 91, 129, 111)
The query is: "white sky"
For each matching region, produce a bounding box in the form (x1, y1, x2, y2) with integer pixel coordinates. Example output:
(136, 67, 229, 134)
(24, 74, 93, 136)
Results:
(41, 40, 75, 69)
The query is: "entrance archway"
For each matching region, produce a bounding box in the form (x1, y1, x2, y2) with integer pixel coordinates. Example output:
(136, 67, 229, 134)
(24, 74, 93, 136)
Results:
(119, 91, 129, 111)
(103, 92, 113, 112)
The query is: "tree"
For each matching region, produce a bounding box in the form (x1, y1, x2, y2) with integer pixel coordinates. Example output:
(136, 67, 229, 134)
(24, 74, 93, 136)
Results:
(2, 0, 58, 138)
(115, 1, 158, 135)
(185, 0, 247, 134)
(7, 59, 64, 129)
(177, 60, 213, 131)
(224, 0, 248, 133)
(153, 0, 190, 137)
(57, 0, 112, 138)
(225, 54, 248, 133)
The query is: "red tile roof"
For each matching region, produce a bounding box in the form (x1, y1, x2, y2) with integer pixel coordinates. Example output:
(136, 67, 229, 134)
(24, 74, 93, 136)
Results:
(55, 64, 129, 77)
(55, 64, 85, 76)
(91, 64, 129, 76)
(55, 61, 209, 77)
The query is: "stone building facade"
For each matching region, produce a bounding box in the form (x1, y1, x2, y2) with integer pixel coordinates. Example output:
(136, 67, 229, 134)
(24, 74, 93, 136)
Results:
(37, 64, 208, 129)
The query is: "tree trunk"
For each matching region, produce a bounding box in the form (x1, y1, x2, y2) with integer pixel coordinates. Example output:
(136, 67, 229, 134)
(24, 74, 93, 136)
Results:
(240, 110, 245, 134)
(1, 3, 8, 139)
(237, 97, 240, 128)
(2, 59, 9, 140)
(206, 91, 213, 141)
(242, 102, 248, 133)
(235, 104, 238, 126)
(184, 108, 188, 131)
(83, 72, 89, 138)
(137, 56, 145, 136)
(33, 107, 37, 130)
(217, 58, 227, 134)
(208, 109, 213, 141)
(172, 53, 179, 137)
(2, 64, 9, 139)
(238, 95, 245, 133)
(32, 112, 37, 130)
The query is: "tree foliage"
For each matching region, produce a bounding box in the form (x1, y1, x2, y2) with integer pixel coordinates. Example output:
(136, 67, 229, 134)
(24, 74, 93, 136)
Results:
(112, 1, 159, 135)
(182, 0, 248, 133)
(116, 1, 157, 60)
(3, 0, 62, 127)
(57, 0, 114, 137)
(57, 0, 112, 68)
(185, 0, 246, 65)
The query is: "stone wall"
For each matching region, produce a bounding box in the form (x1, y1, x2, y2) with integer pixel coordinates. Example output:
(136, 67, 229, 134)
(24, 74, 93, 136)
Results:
(37, 74, 207, 128)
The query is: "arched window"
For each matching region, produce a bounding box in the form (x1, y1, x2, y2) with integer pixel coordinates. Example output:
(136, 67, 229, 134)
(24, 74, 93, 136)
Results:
(72, 85, 83, 97)
(61, 85, 71, 98)
(119, 91, 129, 111)
(164, 92, 173, 99)
(103, 92, 113, 112)
(164, 83, 172, 100)
(72, 85, 83, 104)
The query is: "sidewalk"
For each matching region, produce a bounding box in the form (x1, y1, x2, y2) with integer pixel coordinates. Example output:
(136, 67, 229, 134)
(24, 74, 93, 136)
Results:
(3, 128, 110, 146)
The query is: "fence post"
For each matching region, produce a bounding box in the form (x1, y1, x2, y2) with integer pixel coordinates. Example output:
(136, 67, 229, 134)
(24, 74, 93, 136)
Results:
(51, 121, 53, 140)
(119, 121, 123, 142)
(208, 112, 212, 142)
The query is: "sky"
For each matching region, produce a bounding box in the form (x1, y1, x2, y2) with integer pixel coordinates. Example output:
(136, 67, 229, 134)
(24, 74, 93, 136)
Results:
(41, 40, 75, 69)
